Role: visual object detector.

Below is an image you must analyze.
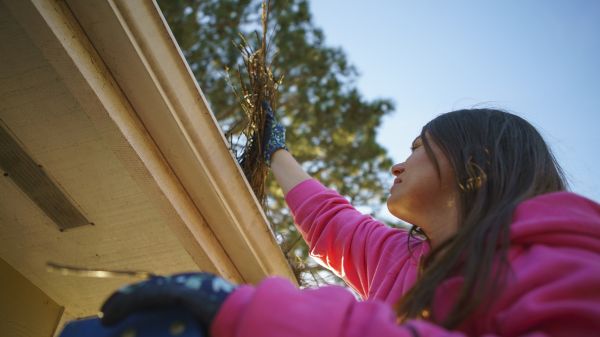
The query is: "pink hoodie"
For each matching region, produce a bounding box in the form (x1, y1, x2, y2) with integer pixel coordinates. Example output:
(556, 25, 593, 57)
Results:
(212, 179, 600, 337)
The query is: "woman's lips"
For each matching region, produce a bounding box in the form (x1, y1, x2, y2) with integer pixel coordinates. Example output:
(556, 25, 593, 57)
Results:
(394, 178, 402, 185)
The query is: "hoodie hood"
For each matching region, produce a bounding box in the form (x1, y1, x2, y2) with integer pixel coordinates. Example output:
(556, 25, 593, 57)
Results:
(510, 191, 600, 254)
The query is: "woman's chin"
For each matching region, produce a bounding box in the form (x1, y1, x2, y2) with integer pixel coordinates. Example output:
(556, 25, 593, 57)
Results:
(386, 199, 405, 219)
(387, 198, 418, 225)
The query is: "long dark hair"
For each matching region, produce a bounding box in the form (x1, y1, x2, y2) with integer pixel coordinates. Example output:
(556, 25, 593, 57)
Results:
(395, 108, 567, 328)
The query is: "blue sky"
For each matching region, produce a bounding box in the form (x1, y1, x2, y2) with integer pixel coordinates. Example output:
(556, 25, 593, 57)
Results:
(309, 0, 600, 204)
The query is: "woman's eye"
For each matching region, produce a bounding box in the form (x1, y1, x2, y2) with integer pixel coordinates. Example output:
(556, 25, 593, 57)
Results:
(410, 137, 423, 151)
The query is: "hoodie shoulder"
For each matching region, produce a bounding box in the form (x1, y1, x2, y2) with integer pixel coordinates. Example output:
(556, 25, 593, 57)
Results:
(510, 192, 600, 252)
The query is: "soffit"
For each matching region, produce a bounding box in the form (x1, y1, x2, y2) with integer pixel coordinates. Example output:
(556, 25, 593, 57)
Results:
(0, 0, 295, 319)
(0, 1, 204, 317)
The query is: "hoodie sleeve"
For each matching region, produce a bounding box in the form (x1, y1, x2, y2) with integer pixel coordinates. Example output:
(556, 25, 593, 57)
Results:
(210, 277, 456, 337)
(210, 191, 599, 337)
(284, 179, 426, 299)
(210, 277, 554, 337)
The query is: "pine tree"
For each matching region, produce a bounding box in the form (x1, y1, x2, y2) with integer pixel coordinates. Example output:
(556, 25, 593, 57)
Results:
(158, 0, 395, 286)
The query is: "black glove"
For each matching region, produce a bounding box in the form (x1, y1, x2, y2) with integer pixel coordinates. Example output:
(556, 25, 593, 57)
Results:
(101, 272, 236, 333)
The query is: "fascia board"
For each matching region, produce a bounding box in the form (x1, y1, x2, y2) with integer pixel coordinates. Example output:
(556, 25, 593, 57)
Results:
(2, 0, 243, 284)
(62, 0, 296, 284)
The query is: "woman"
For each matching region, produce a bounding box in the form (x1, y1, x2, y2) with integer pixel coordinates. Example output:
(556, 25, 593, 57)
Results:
(101, 108, 600, 336)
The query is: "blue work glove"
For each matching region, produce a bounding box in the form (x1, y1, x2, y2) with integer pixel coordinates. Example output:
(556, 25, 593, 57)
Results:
(100, 272, 236, 333)
(262, 101, 287, 166)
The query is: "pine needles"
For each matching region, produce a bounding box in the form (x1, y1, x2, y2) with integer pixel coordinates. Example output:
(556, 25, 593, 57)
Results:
(230, 1, 282, 208)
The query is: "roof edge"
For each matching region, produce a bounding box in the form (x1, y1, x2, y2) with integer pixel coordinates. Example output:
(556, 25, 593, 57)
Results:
(65, 0, 296, 283)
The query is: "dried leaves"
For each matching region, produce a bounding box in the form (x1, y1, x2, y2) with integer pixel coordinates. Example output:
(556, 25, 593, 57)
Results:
(229, 1, 282, 207)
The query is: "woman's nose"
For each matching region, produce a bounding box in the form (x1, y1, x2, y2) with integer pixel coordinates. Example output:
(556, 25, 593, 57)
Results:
(391, 162, 405, 176)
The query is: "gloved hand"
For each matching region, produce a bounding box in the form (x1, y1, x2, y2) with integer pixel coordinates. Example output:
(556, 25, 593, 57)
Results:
(262, 101, 287, 166)
(100, 272, 236, 333)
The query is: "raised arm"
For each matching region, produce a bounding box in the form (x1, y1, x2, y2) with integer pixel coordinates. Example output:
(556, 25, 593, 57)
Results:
(262, 103, 425, 300)
(270, 149, 311, 195)
(261, 101, 311, 194)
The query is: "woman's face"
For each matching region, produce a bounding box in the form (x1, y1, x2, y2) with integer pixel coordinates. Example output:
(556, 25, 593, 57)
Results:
(387, 134, 459, 244)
